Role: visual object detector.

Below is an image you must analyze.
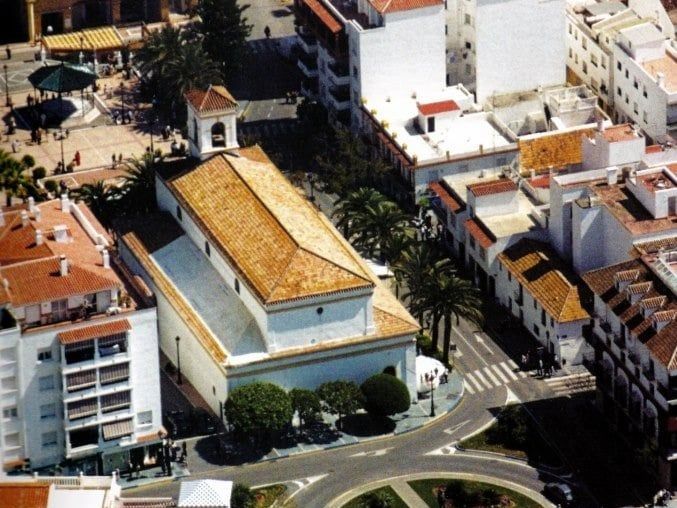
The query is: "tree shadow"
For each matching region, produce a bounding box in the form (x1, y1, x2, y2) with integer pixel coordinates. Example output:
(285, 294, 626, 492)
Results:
(340, 414, 396, 437)
(193, 434, 271, 466)
(271, 8, 293, 17)
(299, 421, 340, 445)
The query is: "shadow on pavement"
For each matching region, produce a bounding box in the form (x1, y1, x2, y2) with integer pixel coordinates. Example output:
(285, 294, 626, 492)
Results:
(341, 414, 397, 437)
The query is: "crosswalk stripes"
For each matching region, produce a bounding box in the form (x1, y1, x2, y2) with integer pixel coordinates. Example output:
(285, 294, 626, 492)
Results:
(461, 360, 529, 395)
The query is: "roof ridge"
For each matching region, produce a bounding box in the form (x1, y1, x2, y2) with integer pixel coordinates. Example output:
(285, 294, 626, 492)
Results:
(298, 246, 374, 285)
(200, 84, 214, 111)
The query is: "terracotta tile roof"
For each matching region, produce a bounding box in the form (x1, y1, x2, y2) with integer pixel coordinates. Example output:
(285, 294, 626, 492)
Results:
(646, 144, 663, 154)
(428, 181, 464, 213)
(165, 150, 374, 304)
(528, 175, 550, 189)
(641, 296, 668, 311)
(626, 281, 652, 296)
(590, 183, 677, 236)
(634, 237, 677, 256)
(369, 0, 443, 13)
(499, 239, 590, 323)
(467, 179, 517, 197)
(0, 483, 50, 508)
(0, 257, 118, 307)
(599, 124, 640, 143)
(184, 85, 237, 113)
(57, 319, 131, 345)
(518, 127, 594, 175)
(0, 213, 53, 265)
(417, 100, 459, 116)
(582, 259, 677, 368)
(464, 218, 495, 249)
(303, 0, 342, 33)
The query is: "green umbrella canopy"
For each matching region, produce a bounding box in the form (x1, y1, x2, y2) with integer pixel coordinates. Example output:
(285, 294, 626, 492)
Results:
(28, 62, 97, 93)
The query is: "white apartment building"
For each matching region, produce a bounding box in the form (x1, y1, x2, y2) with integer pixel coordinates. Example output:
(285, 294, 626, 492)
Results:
(582, 245, 677, 489)
(613, 22, 677, 141)
(0, 198, 163, 475)
(294, 0, 446, 127)
(117, 89, 420, 418)
(549, 123, 677, 274)
(445, 0, 566, 103)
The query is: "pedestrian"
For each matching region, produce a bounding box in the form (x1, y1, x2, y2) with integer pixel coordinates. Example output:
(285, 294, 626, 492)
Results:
(26, 94, 33, 106)
(36, 130, 42, 145)
(11, 139, 18, 153)
(537, 358, 544, 377)
(74, 150, 81, 166)
(30, 129, 36, 143)
(111, 153, 117, 168)
(65, 128, 69, 138)
(5, 45, 10, 60)
(181, 441, 187, 458)
(521, 353, 527, 370)
(264, 25, 271, 39)
(118, 153, 123, 163)
(40, 112, 46, 128)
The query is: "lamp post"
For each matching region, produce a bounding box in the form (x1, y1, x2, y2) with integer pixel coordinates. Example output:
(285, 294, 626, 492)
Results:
(120, 81, 125, 121)
(3, 64, 9, 107)
(149, 114, 155, 154)
(59, 127, 65, 172)
(424, 367, 439, 417)
(175, 336, 182, 385)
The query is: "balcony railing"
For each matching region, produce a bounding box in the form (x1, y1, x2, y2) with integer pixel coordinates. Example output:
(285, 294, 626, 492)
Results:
(614, 334, 626, 349)
(298, 53, 318, 77)
(297, 31, 317, 54)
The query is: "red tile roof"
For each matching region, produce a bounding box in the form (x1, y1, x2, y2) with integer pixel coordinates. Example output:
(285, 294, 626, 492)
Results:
(0, 483, 50, 508)
(528, 175, 550, 189)
(184, 85, 237, 113)
(467, 179, 517, 197)
(57, 319, 131, 345)
(304, 0, 342, 33)
(465, 218, 494, 249)
(0, 214, 52, 265)
(600, 123, 640, 143)
(428, 181, 464, 213)
(645, 144, 664, 154)
(0, 257, 118, 307)
(417, 100, 459, 116)
(369, 0, 443, 13)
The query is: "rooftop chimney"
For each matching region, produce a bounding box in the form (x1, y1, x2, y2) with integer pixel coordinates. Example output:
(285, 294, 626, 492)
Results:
(596, 115, 604, 133)
(20, 210, 29, 227)
(606, 167, 618, 186)
(102, 249, 110, 269)
(2, 278, 8, 291)
(59, 255, 68, 276)
(34, 207, 41, 222)
(60, 193, 70, 213)
(53, 224, 69, 243)
(657, 72, 665, 88)
(35, 229, 43, 246)
(0, 209, 5, 227)
(27, 196, 35, 212)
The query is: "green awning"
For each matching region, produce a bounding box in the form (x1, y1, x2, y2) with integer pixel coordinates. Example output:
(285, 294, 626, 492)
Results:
(28, 62, 97, 93)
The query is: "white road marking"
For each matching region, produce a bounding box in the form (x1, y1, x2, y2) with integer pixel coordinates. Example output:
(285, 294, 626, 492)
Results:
(350, 447, 393, 457)
(505, 387, 521, 405)
(465, 372, 484, 392)
(453, 327, 488, 366)
(482, 366, 500, 386)
(474, 370, 494, 390)
(443, 419, 471, 435)
(474, 332, 494, 355)
(425, 443, 458, 456)
(499, 361, 519, 381)
(463, 380, 475, 394)
(491, 364, 510, 383)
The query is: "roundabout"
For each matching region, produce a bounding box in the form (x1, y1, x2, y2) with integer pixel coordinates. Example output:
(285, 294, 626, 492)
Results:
(326, 472, 554, 507)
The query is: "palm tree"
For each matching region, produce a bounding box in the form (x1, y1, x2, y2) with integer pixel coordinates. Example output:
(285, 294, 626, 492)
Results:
(436, 273, 483, 365)
(352, 200, 413, 261)
(121, 153, 161, 214)
(333, 188, 387, 237)
(135, 26, 184, 89)
(0, 151, 36, 206)
(72, 180, 115, 225)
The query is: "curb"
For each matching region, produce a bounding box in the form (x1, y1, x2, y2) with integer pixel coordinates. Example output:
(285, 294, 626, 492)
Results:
(453, 446, 566, 473)
(326, 471, 556, 508)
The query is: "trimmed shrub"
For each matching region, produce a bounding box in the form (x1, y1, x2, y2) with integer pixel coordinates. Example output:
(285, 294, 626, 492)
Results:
(289, 388, 321, 428)
(360, 373, 410, 417)
(32, 167, 46, 181)
(44, 180, 58, 194)
(224, 382, 293, 438)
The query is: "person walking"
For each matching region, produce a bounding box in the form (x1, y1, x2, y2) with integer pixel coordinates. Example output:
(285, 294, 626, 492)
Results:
(5, 46, 11, 60)
(11, 139, 18, 153)
(264, 25, 271, 39)
(74, 151, 81, 166)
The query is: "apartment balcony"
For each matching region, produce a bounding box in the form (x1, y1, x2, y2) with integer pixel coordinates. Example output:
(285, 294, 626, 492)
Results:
(297, 30, 317, 55)
(298, 53, 319, 78)
(613, 333, 626, 349)
(327, 61, 350, 86)
(300, 76, 319, 99)
(328, 85, 350, 111)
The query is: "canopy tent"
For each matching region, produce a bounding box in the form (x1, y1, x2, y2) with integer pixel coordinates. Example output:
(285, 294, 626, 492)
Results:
(42, 26, 125, 53)
(178, 480, 233, 507)
(28, 62, 97, 93)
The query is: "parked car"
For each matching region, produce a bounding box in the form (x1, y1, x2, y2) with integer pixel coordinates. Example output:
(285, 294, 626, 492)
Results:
(543, 483, 574, 507)
(191, 407, 219, 435)
(165, 410, 191, 438)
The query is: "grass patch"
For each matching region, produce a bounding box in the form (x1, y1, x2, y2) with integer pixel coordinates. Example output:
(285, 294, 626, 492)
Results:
(253, 484, 287, 508)
(459, 405, 562, 467)
(408, 479, 543, 508)
(342, 486, 409, 508)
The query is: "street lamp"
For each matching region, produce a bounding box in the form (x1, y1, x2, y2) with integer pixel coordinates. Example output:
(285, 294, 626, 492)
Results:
(424, 367, 439, 417)
(59, 127, 65, 172)
(3, 64, 9, 107)
(175, 336, 182, 385)
(120, 81, 125, 121)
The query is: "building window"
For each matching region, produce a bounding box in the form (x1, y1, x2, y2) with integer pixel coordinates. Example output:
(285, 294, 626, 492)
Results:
(51, 299, 68, 321)
(508, 272, 512, 282)
(39, 375, 55, 391)
(533, 324, 539, 336)
(643, 111, 648, 123)
(137, 410, 153, 425)
(633, 102, 638, 114)
(352, 66, 358, 78)
(205, 241, 210, 257)
(234, 278, 240, 294)
(617, 86, 622, 96)
(1, 376, 17, 391)
(582, 38, 587, 50)
(617, 62, 621, 71)
(550, 317, 554, 327)
(40, 403, 56, 419)
(633, 80, 638, 89)
(591, 54, 597, 67)
(601, 55, 607, 69)
(427, 116, 435, 132)
(643, 87, 648, 98)
(574, 54, 578, 64)
(479, 247, 486, 261)
(42, 431, 57, 447)
(625, 69, 629, 79)
(541, 309, 546, 326)
(568, 23, 572, 34)
(465, 13, 472, 25)
(568, 48, 573, 59)
(574, 30, 578, 41)
(176, 205, 182, 221)
(582, 61, 587, 74)
(445, 24, 448, 35)
(468, 235, 476, 250)
(2, 407, 17, 419)
(37, 348, 52, 362)
(465, 41, 472, 50)
(465, 64, 472, 75)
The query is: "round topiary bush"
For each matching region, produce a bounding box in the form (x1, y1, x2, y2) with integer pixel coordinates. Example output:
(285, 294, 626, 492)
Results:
(32, 166, 46, 181)
(361, 373, 411, 417)
(44, 180, 58, 194)
(224, 382, 293, 438)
